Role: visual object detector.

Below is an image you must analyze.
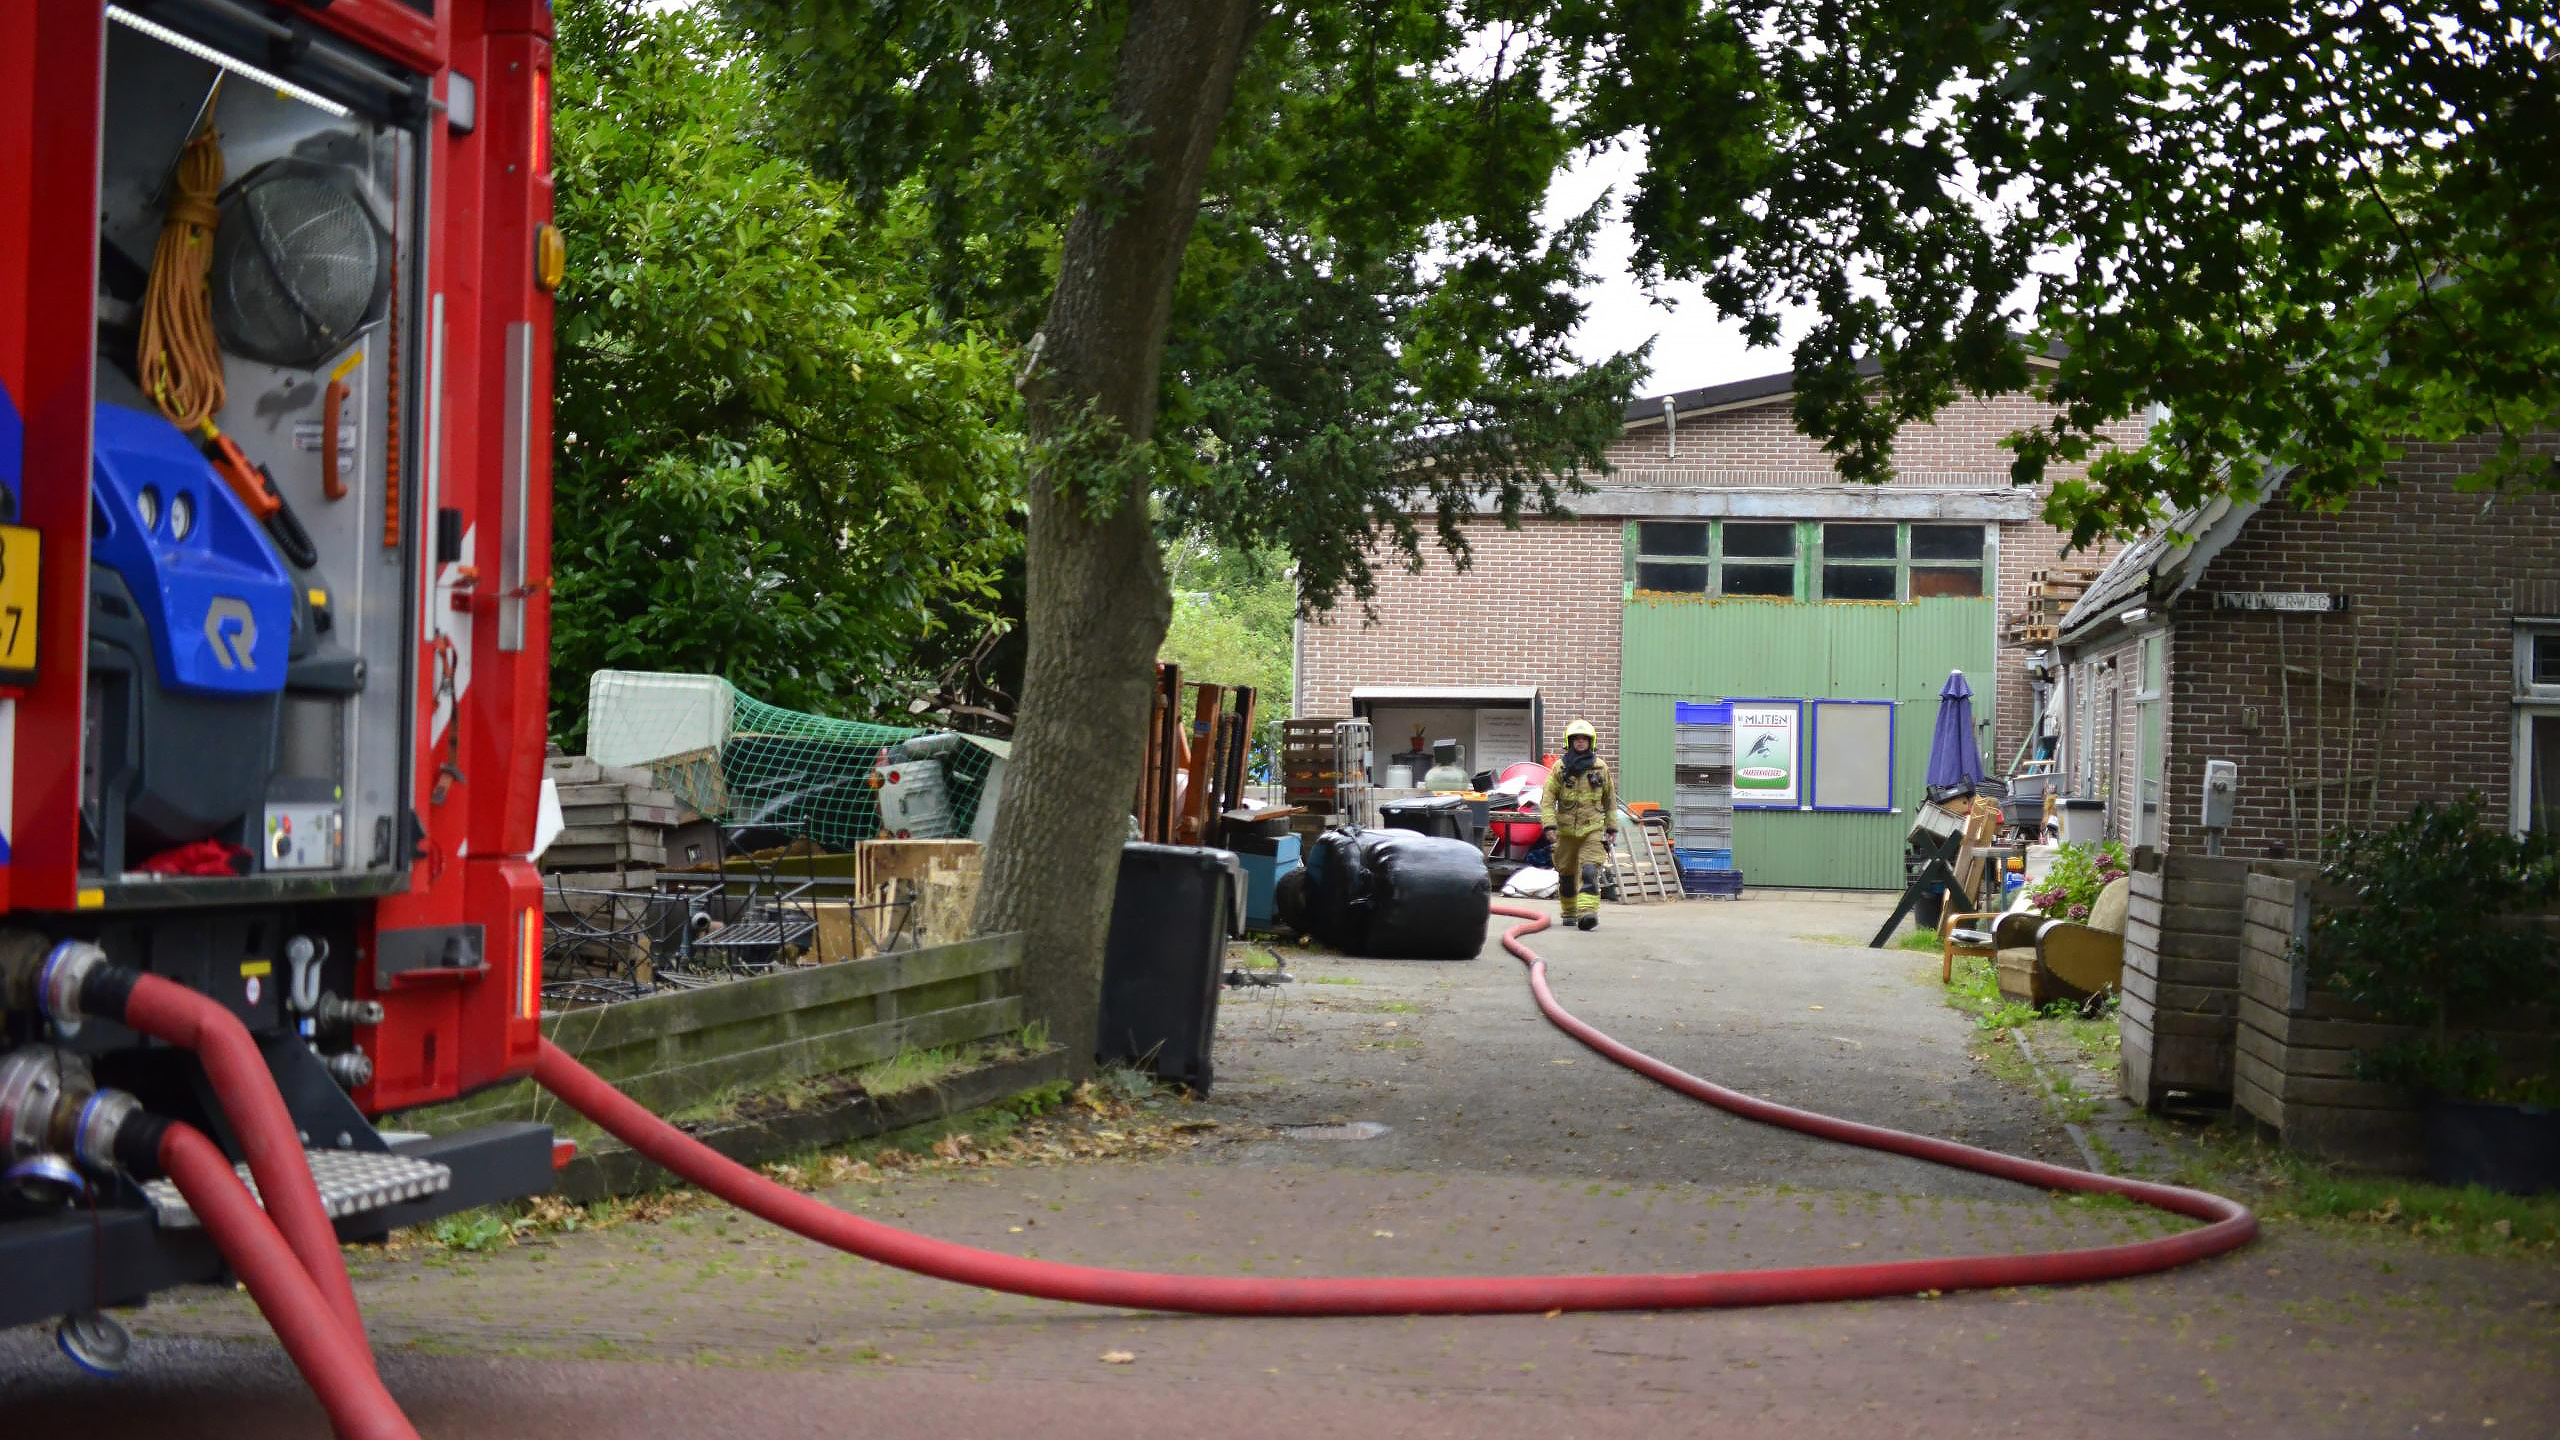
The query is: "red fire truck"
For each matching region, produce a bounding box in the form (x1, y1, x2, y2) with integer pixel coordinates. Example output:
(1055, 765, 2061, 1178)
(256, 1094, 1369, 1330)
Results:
(0, 0, 559, 1365)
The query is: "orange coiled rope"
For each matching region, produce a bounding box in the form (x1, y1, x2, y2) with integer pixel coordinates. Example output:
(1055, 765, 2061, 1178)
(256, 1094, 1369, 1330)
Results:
(139, 84, 228, 434)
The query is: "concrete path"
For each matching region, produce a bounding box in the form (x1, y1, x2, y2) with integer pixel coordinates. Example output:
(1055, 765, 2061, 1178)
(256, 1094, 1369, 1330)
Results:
(5, 892, 2555, 1438)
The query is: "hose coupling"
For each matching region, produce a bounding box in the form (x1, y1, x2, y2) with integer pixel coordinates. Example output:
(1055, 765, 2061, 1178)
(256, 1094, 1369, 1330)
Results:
(324, 1050, 375, 1089)
(32, 941, 115, 1038)
(0, 1047, 76, 1163)
(314, 994, 387, 1030)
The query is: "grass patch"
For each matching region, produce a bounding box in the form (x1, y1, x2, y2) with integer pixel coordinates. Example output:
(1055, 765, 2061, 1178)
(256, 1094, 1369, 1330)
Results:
(658, 1035, 1036, 1129)
(850, 1043, 974, 1099)
(1305, 975, 1363, 986)
(2141, 1114, 2560, 1253)
(1897, 928, 1945, 954)
(1939, 951, 2122, 1080)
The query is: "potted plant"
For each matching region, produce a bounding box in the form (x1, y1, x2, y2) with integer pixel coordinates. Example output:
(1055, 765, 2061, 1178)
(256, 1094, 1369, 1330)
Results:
(2308, 796, 2560, 1193)
(2023, 839, 2130, 921)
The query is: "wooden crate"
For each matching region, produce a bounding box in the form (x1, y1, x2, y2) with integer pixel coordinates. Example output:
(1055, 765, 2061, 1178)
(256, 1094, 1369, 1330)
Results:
(544, 839, 667, 869)
(2233, 867, 2427, 1170)
(645, 746, 730, 819)
(2117, 854, 2253, 1110)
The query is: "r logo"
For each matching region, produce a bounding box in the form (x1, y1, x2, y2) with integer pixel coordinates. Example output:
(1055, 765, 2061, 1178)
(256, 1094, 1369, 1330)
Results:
(206, 597, 257, 671)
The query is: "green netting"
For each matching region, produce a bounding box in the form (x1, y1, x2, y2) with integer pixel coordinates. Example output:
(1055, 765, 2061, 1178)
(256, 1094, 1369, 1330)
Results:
(587, 672, 1002, 852)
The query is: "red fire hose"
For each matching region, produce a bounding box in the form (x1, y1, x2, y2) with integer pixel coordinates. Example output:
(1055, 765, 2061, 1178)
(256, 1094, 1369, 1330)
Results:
(528, 901, 2257, 1315)
(122, 974, 374, 1349)
(159, 1121, 421, 1440)
(85, 900, 2257, 1436)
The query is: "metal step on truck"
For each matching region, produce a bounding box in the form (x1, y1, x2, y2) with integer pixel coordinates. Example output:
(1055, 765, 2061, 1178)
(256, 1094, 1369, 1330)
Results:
(1, 0, 562, 1369)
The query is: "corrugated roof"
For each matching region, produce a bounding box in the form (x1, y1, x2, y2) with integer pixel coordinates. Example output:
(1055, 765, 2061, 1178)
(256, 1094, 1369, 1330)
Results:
(2056, 487, 2272, 638)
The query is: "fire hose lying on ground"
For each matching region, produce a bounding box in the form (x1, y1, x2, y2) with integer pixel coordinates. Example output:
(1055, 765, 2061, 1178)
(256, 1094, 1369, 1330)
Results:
(7, 907, 2256, 1438)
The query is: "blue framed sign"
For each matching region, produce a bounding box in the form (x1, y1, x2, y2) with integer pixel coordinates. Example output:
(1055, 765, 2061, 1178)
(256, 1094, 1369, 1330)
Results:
(1728, 699, 1802, 808)
(1808, 699, 1897, 812)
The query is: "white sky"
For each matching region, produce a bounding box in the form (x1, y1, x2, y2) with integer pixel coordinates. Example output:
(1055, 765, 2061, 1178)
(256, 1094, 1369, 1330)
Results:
(1549, 141, 1822, 399)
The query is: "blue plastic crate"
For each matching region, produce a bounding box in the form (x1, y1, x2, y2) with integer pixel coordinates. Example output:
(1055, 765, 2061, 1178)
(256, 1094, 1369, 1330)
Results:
(1673, 701, 1733, 726)
(1673, 846, 1734, 872)
(1681, 868, 1746, 898)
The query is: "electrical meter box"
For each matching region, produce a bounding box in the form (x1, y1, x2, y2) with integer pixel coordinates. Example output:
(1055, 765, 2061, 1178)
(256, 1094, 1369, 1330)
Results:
(2201, 759, 2240, 831)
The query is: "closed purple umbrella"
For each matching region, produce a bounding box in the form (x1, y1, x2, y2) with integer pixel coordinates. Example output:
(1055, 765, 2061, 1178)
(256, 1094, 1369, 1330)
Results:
(1927, 670, 1985, 791)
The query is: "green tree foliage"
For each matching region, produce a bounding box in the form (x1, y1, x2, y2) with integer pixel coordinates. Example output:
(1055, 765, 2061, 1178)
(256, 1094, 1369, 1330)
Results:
(722, 0, 1647, 613)
(547, 0, 1021, 742)
(1603, 1, 2559, 543)
(1158, 539, 1296, 716)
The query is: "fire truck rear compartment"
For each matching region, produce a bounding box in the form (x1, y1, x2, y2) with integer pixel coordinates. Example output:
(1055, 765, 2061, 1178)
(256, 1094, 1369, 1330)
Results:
(83, 11, 425, 888)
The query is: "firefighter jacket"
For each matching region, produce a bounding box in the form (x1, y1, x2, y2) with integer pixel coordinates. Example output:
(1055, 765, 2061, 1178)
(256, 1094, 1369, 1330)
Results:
(1541, 758, 1616, 838)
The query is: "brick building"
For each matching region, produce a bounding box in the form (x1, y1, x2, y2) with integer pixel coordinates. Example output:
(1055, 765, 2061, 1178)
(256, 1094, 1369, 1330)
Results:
(1296, 360, 2143, 888)
(2051, 439, 2560, 857)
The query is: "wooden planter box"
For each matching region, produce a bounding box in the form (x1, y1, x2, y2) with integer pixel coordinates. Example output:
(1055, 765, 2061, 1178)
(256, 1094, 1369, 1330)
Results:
(2233, 866, 2431, 1171)
(2119, 854, 2251, 1109)
(395, 932, 1027, 1138)
(2234, 869, 2558, 1174)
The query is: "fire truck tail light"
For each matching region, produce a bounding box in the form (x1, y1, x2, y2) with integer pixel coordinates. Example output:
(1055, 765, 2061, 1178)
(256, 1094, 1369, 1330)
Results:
(531, 65, 550, 176)
(518, 908, 541, 1019)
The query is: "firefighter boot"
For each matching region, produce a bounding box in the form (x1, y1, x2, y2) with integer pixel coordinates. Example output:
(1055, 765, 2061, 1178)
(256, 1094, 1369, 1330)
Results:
(1576, 868, 1601, 930)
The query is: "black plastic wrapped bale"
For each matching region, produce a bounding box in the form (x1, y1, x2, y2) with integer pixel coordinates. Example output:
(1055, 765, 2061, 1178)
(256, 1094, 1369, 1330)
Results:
(1358, 829, 1490, 959)
(1301, 828, 1371, 951)
(1097, 843, 1242, 1092)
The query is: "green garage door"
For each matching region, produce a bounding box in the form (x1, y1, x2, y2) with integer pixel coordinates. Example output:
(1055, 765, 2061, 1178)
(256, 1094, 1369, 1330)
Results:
(1619, 596, 1994, 890)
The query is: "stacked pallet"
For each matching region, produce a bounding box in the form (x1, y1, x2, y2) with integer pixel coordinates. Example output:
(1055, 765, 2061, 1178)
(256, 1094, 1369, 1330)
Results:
(1279, 718, 1376, 838)
(1671, 703, 1737, 895)
(542, 754, 685, 890)
(2000, 563, 2104, 647)
(2119, 854, 2250, 1110)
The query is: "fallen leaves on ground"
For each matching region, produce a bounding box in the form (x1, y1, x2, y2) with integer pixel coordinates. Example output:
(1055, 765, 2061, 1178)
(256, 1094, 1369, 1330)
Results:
(390, 1081, 1245, 1256)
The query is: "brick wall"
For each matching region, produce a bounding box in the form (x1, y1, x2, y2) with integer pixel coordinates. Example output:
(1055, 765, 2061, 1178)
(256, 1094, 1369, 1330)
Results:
(1296, 519, 1626, 761)
(1302, 386, 2142, 768)
(2154, 442, 2560, 858)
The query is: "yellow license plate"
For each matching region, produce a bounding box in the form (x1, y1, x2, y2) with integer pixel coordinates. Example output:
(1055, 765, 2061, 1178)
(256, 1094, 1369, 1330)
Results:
(0, 523, 39, 681)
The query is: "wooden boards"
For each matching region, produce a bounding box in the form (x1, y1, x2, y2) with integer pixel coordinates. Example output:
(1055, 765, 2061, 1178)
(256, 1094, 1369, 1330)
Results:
(2117, 854, 2252, 1110)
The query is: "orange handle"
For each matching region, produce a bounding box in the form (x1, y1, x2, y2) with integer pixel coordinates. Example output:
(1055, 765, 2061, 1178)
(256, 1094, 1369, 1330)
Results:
(321, 380, 349, 501)
(204, 433, 280, 520)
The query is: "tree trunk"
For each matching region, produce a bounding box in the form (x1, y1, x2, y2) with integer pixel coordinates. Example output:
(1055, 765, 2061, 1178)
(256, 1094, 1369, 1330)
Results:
(973, 0, 1266, 1073)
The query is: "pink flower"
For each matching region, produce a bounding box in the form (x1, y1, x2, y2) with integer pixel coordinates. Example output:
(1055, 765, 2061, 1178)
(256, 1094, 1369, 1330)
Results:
(2069, 903, 2091, 920)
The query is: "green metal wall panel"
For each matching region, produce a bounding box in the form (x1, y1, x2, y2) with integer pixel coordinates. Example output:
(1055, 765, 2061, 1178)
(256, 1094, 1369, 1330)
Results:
(1897, 599, 2000, 728)
(1620, 595, 1995, 889)
(1825, 604, 1901, 696)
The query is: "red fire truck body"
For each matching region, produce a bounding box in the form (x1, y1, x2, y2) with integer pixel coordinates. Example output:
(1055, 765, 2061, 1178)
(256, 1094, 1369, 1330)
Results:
(1, 0, 560, 1337)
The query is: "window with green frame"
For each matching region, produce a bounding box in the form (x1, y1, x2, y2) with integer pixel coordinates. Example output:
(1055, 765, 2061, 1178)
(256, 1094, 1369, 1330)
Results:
(1629, 520, 1800, 597)
(1630, 521, 1985, 600)
(1817, 522, 1987, 601)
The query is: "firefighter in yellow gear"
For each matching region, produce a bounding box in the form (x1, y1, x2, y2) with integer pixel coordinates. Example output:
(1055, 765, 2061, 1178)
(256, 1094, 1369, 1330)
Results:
(1540, 719, 1616, 931)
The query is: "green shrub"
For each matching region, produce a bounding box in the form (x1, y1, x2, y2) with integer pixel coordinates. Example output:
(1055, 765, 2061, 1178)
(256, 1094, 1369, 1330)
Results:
(2308, 796, 2560, 1100)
